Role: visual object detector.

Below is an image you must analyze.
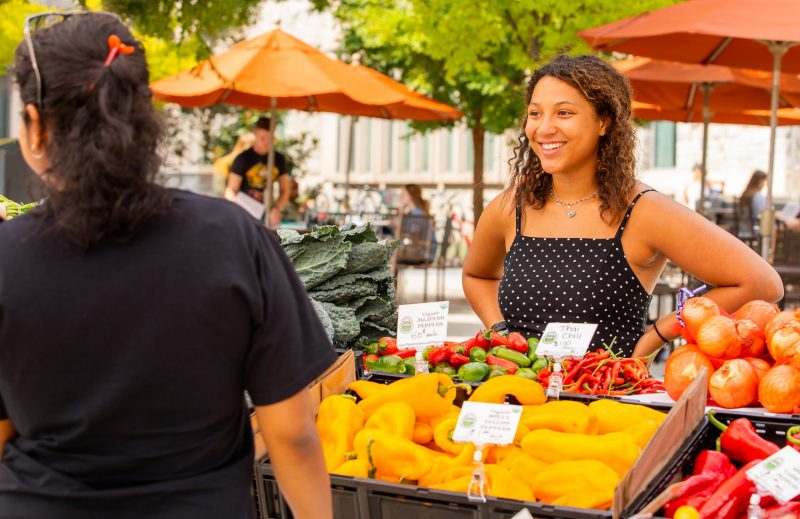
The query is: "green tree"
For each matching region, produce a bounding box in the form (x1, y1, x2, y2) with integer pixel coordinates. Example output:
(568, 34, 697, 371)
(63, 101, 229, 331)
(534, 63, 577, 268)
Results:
(313, 0, 681, 221)
(0, 0, 50, 72)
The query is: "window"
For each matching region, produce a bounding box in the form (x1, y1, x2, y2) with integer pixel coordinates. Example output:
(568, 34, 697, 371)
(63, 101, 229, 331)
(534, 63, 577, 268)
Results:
(653, 121, 676, 168)
(484, 132, 495, 173)
(387, 121, 394, 171)
(403, 123, 412, 172)
(465, 130, 473, 171)
(421, 132, 429, 172)
(446, 129, 455, 172)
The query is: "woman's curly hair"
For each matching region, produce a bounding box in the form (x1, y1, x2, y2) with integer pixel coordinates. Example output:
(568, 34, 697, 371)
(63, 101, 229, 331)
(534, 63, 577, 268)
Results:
(508, 55, 637, 225)
(13, 12, 171, 250)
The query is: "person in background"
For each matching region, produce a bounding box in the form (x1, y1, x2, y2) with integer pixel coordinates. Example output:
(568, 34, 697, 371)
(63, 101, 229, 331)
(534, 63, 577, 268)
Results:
(683, 163, 705, 211)
(462, 55, 782, 359)
(2, 11, 334, 519)
(739, 169, 768, 223)
(224, 116, 290, 228)
(397, 184, 437, 263)
(212, 132, 255, 196)
(280, 178, 305, 222)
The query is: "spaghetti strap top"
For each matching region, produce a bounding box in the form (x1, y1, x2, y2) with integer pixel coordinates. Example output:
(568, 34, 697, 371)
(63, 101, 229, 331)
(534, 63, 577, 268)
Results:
(499, 189, 655, 356)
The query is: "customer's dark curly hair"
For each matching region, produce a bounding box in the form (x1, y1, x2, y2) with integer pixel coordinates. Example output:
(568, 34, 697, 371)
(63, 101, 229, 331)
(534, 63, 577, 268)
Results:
(508, 55, 637, 225)
(13, 12, 171, 250)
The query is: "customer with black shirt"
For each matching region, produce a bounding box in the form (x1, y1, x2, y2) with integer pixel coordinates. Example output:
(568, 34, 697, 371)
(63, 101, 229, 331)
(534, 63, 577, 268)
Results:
(0, 11, 335, 519)
(224, 116, 290, 228)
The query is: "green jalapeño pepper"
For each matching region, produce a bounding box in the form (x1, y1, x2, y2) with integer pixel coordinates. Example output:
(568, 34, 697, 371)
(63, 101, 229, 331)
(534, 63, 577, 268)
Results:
(492, 347, 532, 367)
(469, 347, 487, 363)
(527, 338, 540, 362)
(434, 363, 457, 377)
(363, 342, 379, 355)
(456, 362, 491, 382)
(371, 354, 407, 374)
(515, 367, 537, 380)
(531, 357, 549, 374)
(488, 367, 507, 379)
(403, 357, 416, 375)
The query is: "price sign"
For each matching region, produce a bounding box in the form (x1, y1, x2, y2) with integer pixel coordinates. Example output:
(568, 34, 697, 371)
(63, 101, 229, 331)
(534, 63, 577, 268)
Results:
(746, 446, 800, 504)
(396, 301, 449, 349)
(452, 401, 522, 446)
(536, 322, 598, 359)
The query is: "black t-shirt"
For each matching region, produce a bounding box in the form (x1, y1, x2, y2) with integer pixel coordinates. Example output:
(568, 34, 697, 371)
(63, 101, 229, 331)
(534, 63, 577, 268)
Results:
(0, 190, 336, 519)
(229, 147, 288, 202)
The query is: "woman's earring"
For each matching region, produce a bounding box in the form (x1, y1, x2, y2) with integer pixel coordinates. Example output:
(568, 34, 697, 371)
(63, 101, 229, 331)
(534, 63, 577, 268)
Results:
(30, 146, 44, 159)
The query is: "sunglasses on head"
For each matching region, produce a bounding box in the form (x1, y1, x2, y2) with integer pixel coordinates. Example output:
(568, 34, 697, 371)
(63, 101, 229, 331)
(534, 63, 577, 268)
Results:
(23, 10, 125, 114)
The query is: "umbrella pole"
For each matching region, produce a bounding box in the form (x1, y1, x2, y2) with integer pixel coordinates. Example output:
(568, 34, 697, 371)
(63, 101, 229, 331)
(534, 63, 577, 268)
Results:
(700, 83, 712, 216)
(265, 97, 278, 227)
(761, 43, 789, 259)
(343, 116, 356, 213)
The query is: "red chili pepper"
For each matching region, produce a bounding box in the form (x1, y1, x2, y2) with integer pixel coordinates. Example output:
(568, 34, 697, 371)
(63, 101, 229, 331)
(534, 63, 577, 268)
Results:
(708, 411, 780, 464)
(395, 349, 417, 359)
(486, 354, 517, 371)
(363, 354, 380, 370)
(698, 459, 760, 519)
(473, 330, 491, 350)
(445, 342, 466, 356)
(787, 425, 800, 452)
(692, 450, 737, 480)
(667, 474, 718, 503)
(449, 353, 470, 367)
(377, 337, 398, 355)
(489, 331, 508, 347)
(764, 502, 800, 518)
(427, 347, 451, 366)
(462, 337, 477, 353)
(609, 360, 621, 388)
(506, 332, 528, 353)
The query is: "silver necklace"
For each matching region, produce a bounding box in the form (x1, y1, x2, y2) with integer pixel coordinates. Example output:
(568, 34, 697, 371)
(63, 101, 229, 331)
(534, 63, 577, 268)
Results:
(550, 189, 598, 218)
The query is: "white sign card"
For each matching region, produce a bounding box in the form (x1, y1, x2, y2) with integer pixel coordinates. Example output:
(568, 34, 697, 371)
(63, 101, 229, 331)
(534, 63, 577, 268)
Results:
(452, 401, 523, 446)
(746, 446, 800, 504)
(396, 301, 449, 349)
(233, 192, 266, 221)
(536, 322, 598, 359)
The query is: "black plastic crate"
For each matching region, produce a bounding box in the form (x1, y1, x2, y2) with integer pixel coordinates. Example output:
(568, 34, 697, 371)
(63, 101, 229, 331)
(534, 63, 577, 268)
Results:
(626, 410, 799, 516)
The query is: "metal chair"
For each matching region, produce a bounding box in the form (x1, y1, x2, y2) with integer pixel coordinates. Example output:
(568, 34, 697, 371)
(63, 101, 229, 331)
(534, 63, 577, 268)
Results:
(771, 223, 800, 309)
(394, 213, 436, 303)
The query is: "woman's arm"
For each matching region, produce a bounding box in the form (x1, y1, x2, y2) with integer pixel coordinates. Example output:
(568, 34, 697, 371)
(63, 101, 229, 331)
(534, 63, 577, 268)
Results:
(462, 193, 515, 328)
(0, 419, 15, 460)
(631, 194, 783, 357)
(255, 389, 332, 519)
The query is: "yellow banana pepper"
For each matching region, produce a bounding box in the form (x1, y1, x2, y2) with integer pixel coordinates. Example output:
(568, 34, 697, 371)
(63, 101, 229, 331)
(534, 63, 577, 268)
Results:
(521, 429, 640, 476)
(332, 458, 370, 478)
(316, 394, 364, 472)
(430, 476, 472, 493)
(412, 421, 433, 445)
(353, 428, 437, 481)
(418, 443, 476, 487)
(433, 417, 464, 455)
(552, 490, 614, 510)
(426, 408, 460, 430)
(587, 399, 666, 434)
(487, 444, 524, 465)
(485, 464, 535, 502)
(468, 375, 545, 405)
(520, 400, 598, 434)
(531, 460, 619, 504)
(363, 401, 416, 440)
(623, 420, 660, 448)
(347, 379, 387, 400)
(357, 374, 467, 419)
(508, 455, 548, 491)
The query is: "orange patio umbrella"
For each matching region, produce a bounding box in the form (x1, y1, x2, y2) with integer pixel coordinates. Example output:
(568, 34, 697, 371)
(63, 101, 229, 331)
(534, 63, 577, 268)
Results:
(579, 0, 800, 257)
(616, 57, 800, 187)
(632, 101, 800, 126)
(151, 28, 461, 214)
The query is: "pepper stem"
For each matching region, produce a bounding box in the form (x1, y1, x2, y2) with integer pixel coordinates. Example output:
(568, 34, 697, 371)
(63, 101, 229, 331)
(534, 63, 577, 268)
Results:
(366, 439, 377, 479)
(438, 382, 473, 397)
(707, 410, 728, 432)
(788, 425, 800, 446)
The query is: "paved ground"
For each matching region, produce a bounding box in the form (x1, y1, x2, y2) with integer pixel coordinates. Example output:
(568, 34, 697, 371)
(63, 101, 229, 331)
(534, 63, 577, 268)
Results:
(395, 267, 668, 376)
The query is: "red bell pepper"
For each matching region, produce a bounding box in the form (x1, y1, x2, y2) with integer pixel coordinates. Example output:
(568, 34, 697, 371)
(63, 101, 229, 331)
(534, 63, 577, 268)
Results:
(449, 353, 470, 367)
(461, 337, 477, 353)
(377, 337, 399, 356)
(692, 449, 737, 480)
(473, 330, 491, 350)
(506, 332, 528, 353)
(489, 331, 508, 347)
(708, 410, 780, 464)
(395, 349, 417, 359)
(698, 459, 760, 519)
(427, 347, 451, 366)
(445, 342, 466, 356)
(788, 425, 800, 453)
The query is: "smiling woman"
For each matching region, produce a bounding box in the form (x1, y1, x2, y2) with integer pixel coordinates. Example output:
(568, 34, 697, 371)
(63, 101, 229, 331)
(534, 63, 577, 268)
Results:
(462, 54, 783, 358)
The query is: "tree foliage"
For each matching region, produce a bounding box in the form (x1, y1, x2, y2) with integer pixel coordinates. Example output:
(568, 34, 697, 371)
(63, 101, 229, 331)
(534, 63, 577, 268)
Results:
(0, 0, 50, 72)
(313, 0, 681, 219)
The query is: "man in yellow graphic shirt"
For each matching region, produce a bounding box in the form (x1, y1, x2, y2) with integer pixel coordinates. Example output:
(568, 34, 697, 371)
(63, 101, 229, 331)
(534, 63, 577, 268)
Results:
(224, 117, 289, 227)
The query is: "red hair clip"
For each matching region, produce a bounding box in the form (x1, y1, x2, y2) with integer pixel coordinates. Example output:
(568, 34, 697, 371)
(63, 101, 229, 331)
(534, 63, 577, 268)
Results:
(103, 34, 135, 67)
